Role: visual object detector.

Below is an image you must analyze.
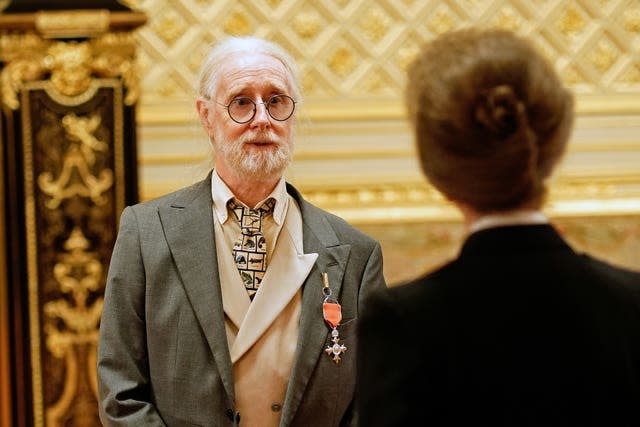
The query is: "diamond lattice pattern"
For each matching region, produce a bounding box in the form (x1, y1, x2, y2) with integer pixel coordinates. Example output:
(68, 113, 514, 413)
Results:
(128, 0, 640, 105)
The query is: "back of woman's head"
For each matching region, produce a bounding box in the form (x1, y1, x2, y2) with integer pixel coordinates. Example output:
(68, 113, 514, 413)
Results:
(406, 28, 574, 211)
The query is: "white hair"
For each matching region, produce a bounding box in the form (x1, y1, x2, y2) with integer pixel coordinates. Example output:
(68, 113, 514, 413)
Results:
(196, 36, 302, 102)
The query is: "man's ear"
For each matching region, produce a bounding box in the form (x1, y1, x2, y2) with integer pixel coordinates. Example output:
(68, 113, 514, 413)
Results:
(196, 99, 213, 132)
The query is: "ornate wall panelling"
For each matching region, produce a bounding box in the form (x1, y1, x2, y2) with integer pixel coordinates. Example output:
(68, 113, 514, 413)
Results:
(131, 0, 640, 278)
(0, 3, 146, 426)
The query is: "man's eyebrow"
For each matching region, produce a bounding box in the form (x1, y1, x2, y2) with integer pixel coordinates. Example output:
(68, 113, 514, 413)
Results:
(225, 84, 290, 100)
(224, 89, 245, 100)
(269, 82, 289, 93)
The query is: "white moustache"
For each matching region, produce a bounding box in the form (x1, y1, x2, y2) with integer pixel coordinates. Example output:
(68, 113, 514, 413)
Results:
(239, 132, 281, 145)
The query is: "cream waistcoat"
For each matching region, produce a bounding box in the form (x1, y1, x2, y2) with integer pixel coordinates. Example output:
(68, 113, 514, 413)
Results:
(214, 197, 317, 427)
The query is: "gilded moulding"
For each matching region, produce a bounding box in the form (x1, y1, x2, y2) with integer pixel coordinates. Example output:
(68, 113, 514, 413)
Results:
(139, 175, 640, 226)
(136, 94, 640, 126)
(298, 177, 640, 225)
(0, 32, 140, 110)
(35, 10, 110, 39)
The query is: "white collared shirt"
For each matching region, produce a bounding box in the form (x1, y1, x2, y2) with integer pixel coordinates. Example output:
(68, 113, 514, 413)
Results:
(469, 209, 549, 234)
(211, 171, 289, 265)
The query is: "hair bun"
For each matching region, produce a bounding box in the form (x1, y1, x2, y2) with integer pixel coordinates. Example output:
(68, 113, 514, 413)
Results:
(474, 85, 525, 137)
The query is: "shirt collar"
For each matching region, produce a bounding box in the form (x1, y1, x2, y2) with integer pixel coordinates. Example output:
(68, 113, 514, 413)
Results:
(211, 170, 288, 225)
(469, 209, 549, 234)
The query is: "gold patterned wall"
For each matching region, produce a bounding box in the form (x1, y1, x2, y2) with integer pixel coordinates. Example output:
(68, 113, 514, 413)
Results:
(124, 0, 640, 276)
(127, 0, 640, 112)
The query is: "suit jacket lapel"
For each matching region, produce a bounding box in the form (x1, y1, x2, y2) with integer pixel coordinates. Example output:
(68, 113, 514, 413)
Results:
(157, 174, 235, 404)
(281, 185, 351, 426)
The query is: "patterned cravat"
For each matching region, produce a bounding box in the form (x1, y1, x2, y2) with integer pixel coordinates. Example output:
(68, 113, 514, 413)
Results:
(228, 199, 276, 300)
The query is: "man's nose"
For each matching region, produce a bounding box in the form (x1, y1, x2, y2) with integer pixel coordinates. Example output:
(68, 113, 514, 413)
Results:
(251, 102, 271, 128)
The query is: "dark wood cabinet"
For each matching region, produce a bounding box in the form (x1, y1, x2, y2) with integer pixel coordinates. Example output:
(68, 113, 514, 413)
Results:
(0, 3, 145, 426)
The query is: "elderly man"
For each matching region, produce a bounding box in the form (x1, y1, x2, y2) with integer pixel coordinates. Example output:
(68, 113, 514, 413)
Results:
(97, 37, 386, 426)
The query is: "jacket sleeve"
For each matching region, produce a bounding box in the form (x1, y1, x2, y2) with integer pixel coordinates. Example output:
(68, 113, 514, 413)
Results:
(97, 207, 167, 426)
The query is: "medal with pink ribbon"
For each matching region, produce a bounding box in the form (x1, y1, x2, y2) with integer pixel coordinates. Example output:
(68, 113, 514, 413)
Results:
(322, 272, 347, 364)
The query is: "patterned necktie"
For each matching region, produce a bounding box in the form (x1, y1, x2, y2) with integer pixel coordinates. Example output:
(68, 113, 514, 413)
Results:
(228, 199, 276, 300)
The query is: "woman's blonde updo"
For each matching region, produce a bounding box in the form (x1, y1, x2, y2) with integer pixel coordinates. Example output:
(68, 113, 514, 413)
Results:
(406, 28, 574, 211)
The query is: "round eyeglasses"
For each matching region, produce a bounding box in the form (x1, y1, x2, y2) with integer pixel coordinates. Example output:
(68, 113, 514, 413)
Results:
(216, 94, 296, 124)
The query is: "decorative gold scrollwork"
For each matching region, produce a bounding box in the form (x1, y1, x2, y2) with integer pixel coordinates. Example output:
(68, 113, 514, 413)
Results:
(38, 113, 113, 209)
(62, 113, 108, 164)
(0, 32, 140, 110)
(43, 227, 103, 427)
(45, 42, 93, 98)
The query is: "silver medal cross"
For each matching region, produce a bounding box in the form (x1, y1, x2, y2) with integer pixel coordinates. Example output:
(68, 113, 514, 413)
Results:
(325, 328, 347, 364)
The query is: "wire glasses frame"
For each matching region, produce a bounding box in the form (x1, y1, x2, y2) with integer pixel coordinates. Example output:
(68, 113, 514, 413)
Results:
(215, 94, 297, 124)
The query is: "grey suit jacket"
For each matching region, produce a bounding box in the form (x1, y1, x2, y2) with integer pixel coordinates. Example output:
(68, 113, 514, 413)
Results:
(97, 174, 386, 427)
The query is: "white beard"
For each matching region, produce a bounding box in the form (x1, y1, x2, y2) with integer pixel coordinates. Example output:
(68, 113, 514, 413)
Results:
(214, 126, 293, 180)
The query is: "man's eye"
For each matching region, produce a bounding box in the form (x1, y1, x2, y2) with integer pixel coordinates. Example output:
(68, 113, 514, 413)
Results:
(269, 96, 282, 105)
(233, 98, 253, 106)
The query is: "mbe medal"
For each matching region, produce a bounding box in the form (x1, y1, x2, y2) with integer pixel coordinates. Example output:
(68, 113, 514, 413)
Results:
(322, 273, 347, 364)
(325, 327, 347, 364)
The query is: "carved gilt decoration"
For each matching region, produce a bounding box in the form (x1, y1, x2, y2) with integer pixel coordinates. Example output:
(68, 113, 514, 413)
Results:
(0, 32, 139, 110)
(38, 113, 113, 209)
(35, 10, 110, 38)
(43, 227, 103, 427)
(0, 8, 142, 426)
(20, 80, 125, 426)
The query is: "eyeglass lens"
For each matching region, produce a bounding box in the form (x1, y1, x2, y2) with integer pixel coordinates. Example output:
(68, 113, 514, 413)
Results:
(228, 95, 295, 123)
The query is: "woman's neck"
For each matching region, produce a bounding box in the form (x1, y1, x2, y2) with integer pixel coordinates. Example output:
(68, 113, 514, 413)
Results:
(456, 202, 547, 234)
